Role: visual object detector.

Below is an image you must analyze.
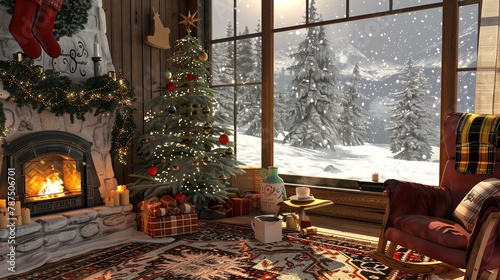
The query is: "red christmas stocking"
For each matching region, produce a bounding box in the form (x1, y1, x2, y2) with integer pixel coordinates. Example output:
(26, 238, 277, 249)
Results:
(33, 0, 62, 58)
(9, 0, 42, 59)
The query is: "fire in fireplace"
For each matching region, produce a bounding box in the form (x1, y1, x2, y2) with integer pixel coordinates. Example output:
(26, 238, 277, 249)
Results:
(24, 154, 82, 202)
(0, 131, 102, 216)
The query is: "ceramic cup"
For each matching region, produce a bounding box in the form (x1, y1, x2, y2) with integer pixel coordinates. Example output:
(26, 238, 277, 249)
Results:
(296, 187, 310, 198)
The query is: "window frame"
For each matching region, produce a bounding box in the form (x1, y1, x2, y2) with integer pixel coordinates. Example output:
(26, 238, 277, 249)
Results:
(206, 0, 478, 187)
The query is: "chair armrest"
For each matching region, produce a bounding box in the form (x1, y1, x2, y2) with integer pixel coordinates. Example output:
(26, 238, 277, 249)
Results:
(384, 179, 453, 228)
(466, 196, 500, 261)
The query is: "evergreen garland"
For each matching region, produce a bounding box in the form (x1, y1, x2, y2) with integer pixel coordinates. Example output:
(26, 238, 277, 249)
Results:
(0, 0, 93, 39)
(0, 58, 136, 164)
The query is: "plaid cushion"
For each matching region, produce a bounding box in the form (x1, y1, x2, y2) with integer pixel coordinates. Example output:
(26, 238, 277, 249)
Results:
(452, 178, 500, 231)
(455, 113, 500, 174)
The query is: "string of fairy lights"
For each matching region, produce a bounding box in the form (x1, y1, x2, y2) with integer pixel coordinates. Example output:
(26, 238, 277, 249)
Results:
(0, 57, 136, 164)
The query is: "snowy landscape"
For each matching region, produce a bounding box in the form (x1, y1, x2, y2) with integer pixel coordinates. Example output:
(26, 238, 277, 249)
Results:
(237, 132, 440, 186)
(210, 1, 479, 188)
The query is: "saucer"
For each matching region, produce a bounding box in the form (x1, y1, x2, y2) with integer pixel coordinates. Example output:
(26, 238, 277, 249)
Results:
(289, 195, 315, 202)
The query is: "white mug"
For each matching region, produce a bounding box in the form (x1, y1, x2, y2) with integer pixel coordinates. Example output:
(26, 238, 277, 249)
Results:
(296, 187, 310, 198)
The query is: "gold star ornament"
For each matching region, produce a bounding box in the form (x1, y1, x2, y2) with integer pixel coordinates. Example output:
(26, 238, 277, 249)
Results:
(179, 10, 201, 33)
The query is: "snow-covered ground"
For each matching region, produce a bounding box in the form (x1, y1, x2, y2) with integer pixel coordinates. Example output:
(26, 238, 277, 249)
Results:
(237, 133, 440, 186)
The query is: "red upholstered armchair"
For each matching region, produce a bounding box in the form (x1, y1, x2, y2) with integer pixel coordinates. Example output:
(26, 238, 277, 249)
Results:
(371, 112, 500, 280)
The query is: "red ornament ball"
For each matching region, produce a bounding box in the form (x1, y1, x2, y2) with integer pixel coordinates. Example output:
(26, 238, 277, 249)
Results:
(147, 165, 158, 176)
(175, 193, 187, 204)
(166, 82, 175, 91)
(187, 74, 194, 81)
(219, 134, 229, 145)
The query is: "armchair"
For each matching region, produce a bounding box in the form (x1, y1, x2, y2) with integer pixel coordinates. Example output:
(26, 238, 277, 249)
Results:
(371, 112, 500, 280)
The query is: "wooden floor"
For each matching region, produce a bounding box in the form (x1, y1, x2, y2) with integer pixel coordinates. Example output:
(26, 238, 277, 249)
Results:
(223, 212, 467, 280)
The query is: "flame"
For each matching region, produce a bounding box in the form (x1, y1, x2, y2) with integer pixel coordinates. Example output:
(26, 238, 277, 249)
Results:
(38, 172, 65, 197)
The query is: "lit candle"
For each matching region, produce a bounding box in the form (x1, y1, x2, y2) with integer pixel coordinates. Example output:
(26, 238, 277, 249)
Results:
(120, 189, 130, 205)
(14, 201, 21, 216)
(104, 197, 114, 207)
(21, 208, 30, 224)
(110, 190, 120, 206)
(0, 199, 6, 208)
(93, 40, 101, 57)
(0, 209, 8, 229)
(372, 172, 379, 182)
(117, 185, 126, 192)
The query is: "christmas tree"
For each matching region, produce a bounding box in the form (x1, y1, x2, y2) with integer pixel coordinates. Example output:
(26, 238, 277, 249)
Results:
(131, 11, 243, 208)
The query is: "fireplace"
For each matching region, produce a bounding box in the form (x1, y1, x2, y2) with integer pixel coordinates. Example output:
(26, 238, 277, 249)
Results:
(0, 131, 102, 216)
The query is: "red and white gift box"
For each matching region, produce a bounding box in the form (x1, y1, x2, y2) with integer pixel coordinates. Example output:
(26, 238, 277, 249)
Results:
(137, 213, 198, 238)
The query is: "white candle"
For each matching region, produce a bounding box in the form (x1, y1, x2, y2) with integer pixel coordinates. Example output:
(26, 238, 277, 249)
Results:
(14, 201, 21, 216)
(93, 40, 101, 57)
(104, 197, 114, 207)
(21, 208, 30, 224)
(15, 216, 22, 226)
(0, 199, 6, 208)
(110, 190, 120, 206)
(120, 189, 130, 205)
(372, 172, 379, 182)
(0, 209, 8, 229)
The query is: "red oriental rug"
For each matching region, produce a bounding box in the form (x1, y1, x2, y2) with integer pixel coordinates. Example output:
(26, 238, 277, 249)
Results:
(8, 220, 430, 280)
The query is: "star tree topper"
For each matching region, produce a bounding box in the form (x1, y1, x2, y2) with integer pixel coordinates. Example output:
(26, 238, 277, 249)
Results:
(179, 10, 201, 34)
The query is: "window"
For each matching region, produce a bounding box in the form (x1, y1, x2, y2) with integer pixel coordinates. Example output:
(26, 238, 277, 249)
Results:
(209, 0, 479, 187)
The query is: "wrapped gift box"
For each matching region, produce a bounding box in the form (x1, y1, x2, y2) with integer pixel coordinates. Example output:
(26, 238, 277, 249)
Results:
(225, 197, 250, 217)
(242, 191, 261, 211)
(231, 166, 263, 192)
(137, 213, 198, 238)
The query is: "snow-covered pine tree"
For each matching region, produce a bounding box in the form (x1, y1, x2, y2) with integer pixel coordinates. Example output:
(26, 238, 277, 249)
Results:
(212, 22, 235, 122)
(339, 62, 369, 146)
(284, 0, 343, 150)
(386, 55, 438, 161)
(212, 21, 235, 85)
(131, 14, 244, 208)
(236, 25, 262, 136)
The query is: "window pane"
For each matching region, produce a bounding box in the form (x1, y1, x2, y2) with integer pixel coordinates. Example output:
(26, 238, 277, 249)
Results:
(211, 0, 234, 39)
(350, 0, 389, 17)
(236, 85, 262, 165)
(316, 0, 346, 21)
(457, 71, 476, 113)
(236, 37, 261, 83)
(274, 0, 306, 28)
(214, 86, 235, 120)
(274, 8, 442, 185)
(459, 4, 478, 68)
(211, 42, 235, 86)
(394, 0, 442, 9)
(237, 0, 261, 35)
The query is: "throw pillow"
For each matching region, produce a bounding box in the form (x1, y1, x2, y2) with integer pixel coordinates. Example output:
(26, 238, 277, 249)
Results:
(452, 178, 500, 231)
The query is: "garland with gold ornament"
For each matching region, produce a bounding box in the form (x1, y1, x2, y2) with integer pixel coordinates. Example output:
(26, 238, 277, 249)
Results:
(0, 58, 136, 164)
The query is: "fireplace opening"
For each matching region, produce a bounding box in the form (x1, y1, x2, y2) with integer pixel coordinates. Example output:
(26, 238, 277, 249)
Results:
(25, 154, 82, 202)
(0, 130, 102, 216)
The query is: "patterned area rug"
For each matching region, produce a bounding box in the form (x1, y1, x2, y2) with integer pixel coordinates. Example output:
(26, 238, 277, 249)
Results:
(9, 221, 429, 280)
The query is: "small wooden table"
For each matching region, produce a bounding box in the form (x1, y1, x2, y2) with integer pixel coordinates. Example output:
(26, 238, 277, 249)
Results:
(277, 198, 333, 231)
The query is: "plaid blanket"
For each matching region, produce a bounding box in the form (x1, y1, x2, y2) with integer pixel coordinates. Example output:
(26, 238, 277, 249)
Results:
(456, 113, 500, 174)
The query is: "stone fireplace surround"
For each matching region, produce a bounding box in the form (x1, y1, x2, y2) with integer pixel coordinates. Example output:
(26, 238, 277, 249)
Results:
(0, 99, 141, 276)
(0, 99, 120, 201)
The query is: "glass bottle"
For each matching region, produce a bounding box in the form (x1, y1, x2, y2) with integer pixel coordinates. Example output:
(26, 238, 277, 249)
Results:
(259, 166, 286, 214)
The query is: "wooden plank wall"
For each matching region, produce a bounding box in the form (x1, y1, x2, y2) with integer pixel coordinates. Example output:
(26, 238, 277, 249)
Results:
(101, 0, 198, 184)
